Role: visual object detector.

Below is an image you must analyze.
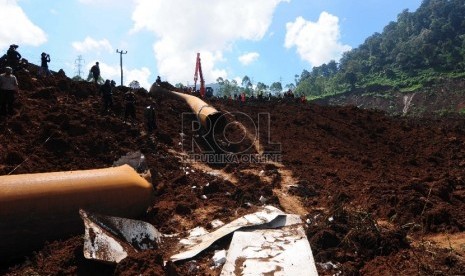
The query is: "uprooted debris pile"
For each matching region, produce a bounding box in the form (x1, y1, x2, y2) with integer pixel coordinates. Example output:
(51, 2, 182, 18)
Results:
(79, 206, 318, 275)
(1, 64, 465, 275)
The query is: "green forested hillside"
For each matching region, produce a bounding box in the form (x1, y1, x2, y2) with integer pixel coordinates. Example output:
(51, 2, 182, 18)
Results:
(296, 0, 465, 99)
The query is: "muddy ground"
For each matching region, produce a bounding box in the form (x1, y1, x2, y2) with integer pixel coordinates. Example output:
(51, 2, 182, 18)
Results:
(0, 66, 465, 275)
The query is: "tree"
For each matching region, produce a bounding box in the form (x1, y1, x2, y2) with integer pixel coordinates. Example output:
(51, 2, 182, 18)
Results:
(328, 60, 339, 74)
(344, 72, 357, 91)
(255, 82, 268, 94)
(231, 79, 239, 95)
(270, 82, 282, 94)
(129, 80, 140, 89)
(242, 75, 253, 96)
(285, 83, 296, 91)
(241, 75, 252, 88)
(216, 77, 239, 97)
(299, 70, 311, 83)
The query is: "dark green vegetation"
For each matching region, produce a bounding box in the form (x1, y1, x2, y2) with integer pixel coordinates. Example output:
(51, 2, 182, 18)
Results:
(295, 0, 465, 99)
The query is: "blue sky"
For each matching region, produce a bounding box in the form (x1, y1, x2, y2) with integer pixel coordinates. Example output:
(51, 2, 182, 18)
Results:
(0, 0, 423, 89)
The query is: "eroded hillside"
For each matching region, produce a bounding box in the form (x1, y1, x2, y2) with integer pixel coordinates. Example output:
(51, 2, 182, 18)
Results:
(1, 69, 464, 275)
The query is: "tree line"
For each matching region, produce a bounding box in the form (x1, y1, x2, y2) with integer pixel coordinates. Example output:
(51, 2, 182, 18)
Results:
(215, 76, 296, 97)
(192, 0, 464, 99)
(294, 0, 465, 99)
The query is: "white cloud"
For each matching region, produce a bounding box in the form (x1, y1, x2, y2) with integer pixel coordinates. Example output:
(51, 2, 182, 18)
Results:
(78, 0, 116, 5)
(285, 12, 351, 67)
(72, 37, 113, 53)
(239, 52, 260, 66)
(0, 0, 47, 49)
(131, 0, 288, 84)
(125, 67, 152, 90)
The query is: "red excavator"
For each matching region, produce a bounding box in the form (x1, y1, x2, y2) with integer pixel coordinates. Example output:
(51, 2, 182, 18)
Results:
(194, 52, 205, 98)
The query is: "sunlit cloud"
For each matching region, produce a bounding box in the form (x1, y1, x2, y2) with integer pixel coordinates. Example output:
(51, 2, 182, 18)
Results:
(72, 37, 113, 54)
(239, 52, 260, 66)
(131, 0, 289, 84)
(0, 0, 47, 49)
(285, 12, 351, 66)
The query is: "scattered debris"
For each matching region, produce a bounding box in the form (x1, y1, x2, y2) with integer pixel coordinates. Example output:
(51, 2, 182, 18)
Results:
(221, 226, 318, 275)
(170, 206, 307, 262)
(210, 219, 225, 229)
(211, 249, 227, 268)
(179, 227, 209, 246)
(113, 151, 148, 173)
(318, 261, 339, 270)
(186, 260, 199, 274)
(80, 209, 162, 264)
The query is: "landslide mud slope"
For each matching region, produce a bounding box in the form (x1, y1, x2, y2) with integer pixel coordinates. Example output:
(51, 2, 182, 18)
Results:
(316, 78, 465, 117)
(1, 70, 464, 275)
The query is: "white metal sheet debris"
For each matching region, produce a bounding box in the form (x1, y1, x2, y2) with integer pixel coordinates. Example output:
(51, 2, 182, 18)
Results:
(170, 205, 303, 262)
(80, 209, 162, 263)
(220, 226, 318, 276)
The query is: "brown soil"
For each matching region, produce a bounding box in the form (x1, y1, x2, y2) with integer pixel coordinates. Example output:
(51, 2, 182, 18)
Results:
(1, 65, 465, 275)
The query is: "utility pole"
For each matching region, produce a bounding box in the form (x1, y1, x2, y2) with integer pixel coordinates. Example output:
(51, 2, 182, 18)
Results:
(74, 55, 84, 78)
(116, 49, 127, 86)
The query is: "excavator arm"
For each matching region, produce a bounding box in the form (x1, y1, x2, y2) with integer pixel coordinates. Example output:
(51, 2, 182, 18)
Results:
(194, 53, 206, 98)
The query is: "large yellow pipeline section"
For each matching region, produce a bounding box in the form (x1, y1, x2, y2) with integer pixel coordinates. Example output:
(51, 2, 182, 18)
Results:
(0, 165, 154, 261)
(150, 84, 226, 133)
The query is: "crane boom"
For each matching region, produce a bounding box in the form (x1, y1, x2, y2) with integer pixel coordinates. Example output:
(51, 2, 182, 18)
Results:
(194, 53, 206, 98)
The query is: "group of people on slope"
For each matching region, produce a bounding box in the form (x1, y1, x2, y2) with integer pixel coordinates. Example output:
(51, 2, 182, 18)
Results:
(2, 44, 51, 76)
(98, 74, 157, 133)
(0, 44, 54, 118)
(1, 44, 157, 134)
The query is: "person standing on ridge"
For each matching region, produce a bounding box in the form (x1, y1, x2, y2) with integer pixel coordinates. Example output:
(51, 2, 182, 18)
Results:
(90, 62, 100, 84)
(39, 52, 51, 77)
(6, 45, 21, 72)
(0, 66, 19, 116)
(100, 79, 113, 112)
(123, 89, 137, 124)
(144, 101, 157, 133)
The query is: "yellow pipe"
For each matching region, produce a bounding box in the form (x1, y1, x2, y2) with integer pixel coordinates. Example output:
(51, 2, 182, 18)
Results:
(0, 165, 154, 260)
(150, 84, 226, 133)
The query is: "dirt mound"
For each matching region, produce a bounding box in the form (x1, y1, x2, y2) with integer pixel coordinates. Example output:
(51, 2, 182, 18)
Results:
(1, 66, 465, 275)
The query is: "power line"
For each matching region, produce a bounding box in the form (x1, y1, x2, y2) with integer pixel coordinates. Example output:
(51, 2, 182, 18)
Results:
(116, 49, 127, 86)
(74, 55, 85, 78)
